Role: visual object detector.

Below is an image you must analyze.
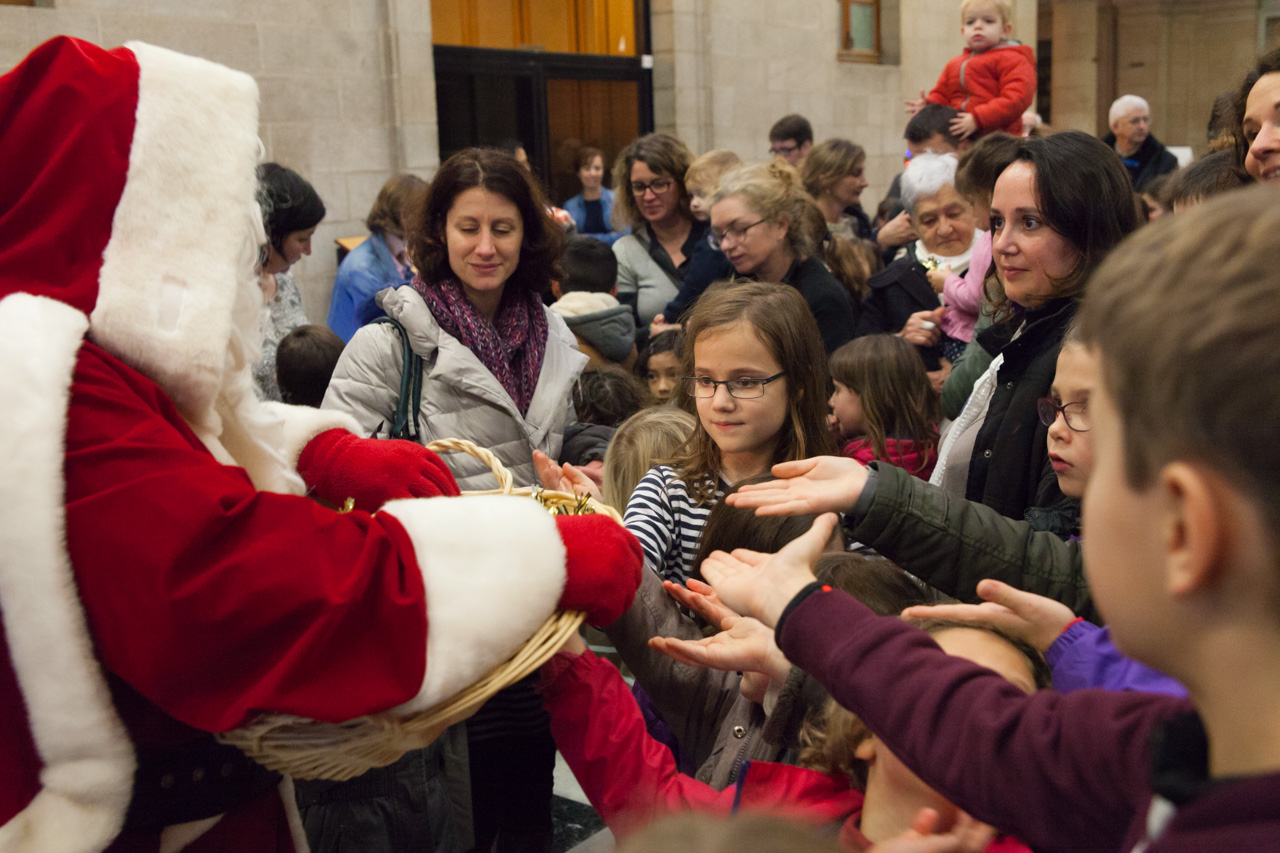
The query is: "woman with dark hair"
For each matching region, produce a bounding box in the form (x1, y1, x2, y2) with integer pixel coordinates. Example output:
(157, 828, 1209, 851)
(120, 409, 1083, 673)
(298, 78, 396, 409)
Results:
(1234, 48, 1280, 184)
(326, 172, 427, 342)
(563, 145, 628, 244)
(611, 133, 710, 327)
(318, 147, 588, 851)
(255, 162, 326, 400)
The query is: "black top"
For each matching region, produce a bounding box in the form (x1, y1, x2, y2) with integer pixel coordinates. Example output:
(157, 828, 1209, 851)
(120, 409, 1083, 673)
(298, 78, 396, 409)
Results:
(644, 218, 710, 284)
(582, 198, 607, 234)
(1101, 132, 1179, 191)
(777, 256, 858, 355)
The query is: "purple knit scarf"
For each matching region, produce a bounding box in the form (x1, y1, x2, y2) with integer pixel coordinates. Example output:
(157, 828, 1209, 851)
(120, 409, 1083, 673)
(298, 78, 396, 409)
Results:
(414, 277, 548, 415)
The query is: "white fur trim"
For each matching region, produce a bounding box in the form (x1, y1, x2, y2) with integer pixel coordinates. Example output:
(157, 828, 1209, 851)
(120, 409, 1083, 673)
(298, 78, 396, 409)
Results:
(548, 291, 620, 318)
(91, 41, 260, 426)
(380, 496, 567, 712)
(0, 294, 137, 852)
(261, 402, 363, 470)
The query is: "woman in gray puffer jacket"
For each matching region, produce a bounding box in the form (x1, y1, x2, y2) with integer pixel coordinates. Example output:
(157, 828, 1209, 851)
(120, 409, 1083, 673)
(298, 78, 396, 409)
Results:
(315, 148, 587, 852)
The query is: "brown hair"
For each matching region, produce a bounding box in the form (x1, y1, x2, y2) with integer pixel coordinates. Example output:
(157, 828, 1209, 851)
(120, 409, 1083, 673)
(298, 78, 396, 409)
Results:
(618, 813, 843, 853)
(276, 325, 345, 408)
(690, 475, 842, 583)
(671, 281, 837, 503)
(984, 132, 1139, 323)
(1077, 183, 1280, 537)
(799, 202, 878, 301)
(573, 366, 646, 427)
(954, 131, 1021, 207)
(574, 145, 604, 173)
(602, 407, 698, 511)
(768, 113, 813, 146)
(1165, 150, 1250, 209)
(1232, 49, 1280, 170)
(685, 149, 743, 194)
(407, 147, 563, 296)
(365, 173, 428, 238)
(801, 138, 867, 199)
(610, 133, 694, 230)
(828, 335, 939, 475)
(801, 616, 1049, 787)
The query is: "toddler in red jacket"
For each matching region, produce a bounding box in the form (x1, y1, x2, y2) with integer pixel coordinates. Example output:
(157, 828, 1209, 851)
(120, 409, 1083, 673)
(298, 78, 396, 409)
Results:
(906, 0, 1036, 139)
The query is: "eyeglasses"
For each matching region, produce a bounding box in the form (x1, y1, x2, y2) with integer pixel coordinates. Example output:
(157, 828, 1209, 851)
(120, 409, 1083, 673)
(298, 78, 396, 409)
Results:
(631, 177, 674, 197)
(769, 142, 799, 157)
(709, 218, 768, 251)
(1036, 398, 1090, 432)
(684, 372, 785, 399)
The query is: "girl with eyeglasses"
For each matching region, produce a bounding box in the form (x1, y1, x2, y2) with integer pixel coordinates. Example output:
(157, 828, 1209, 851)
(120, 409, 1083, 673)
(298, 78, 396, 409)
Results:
(623, 281, 835, 584)
(710, 160, 861, 354)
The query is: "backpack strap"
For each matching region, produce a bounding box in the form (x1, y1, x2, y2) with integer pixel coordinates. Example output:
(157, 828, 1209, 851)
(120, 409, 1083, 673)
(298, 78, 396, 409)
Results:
(370, 316, 424, 442)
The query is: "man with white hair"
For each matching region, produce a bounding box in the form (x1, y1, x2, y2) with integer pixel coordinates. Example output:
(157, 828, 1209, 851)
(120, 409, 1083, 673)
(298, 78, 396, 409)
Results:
(1103, 94, 1178, 190)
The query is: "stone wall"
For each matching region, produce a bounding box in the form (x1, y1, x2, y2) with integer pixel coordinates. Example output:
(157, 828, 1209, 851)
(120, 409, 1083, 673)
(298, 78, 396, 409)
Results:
(650, 0, 1037, 209)
(0, 0, 439, 324)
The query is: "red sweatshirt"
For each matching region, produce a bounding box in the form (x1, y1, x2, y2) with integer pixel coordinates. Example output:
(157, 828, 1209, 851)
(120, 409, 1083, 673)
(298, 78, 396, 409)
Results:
(927, 42, 1036, 136)
(542, 649, 1029, 851)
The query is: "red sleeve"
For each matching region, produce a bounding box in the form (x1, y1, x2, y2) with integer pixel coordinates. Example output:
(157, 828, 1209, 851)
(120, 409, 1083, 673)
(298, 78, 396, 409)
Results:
(63, 343, 429, 732)
(776, 589, 1191, 853)
(927, 58, 960, 106)
(542, 649, 737, 838)
(971, 51, 1037, 131)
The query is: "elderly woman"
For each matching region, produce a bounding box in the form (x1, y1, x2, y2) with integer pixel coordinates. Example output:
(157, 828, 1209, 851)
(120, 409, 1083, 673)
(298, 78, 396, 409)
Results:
(709, 160, 859, 353)
(255, 162, 325, 401)
(856, 153, 981, 376)
(319, 147, 588, 850)
(326, 172, 426, 342)
(611, 133, 710, 328)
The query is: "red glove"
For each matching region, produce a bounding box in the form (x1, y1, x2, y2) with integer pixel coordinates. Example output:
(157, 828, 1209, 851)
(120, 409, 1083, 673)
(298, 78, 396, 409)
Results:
(554, 514, 643, 627)
(297, 429, 460, 512)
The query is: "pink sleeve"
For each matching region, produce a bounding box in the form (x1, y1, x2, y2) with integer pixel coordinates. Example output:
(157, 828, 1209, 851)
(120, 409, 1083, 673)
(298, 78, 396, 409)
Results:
(944, 231, 991, 316)
(543, 649, 735, 839)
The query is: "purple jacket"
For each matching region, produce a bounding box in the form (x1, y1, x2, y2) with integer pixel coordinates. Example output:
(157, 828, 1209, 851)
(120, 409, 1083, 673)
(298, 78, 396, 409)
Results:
(1047, 620, 1188, 698)
(776, 586, 1280, 852)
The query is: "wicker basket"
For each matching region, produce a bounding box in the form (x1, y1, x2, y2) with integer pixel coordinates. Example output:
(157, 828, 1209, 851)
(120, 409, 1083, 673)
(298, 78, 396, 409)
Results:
(217, 438, 615, 781)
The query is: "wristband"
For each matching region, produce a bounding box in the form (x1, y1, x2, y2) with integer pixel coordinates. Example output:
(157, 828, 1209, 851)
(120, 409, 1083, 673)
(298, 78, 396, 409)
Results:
(1060, 616, 1086, 636)
(774, 582, 832, 637)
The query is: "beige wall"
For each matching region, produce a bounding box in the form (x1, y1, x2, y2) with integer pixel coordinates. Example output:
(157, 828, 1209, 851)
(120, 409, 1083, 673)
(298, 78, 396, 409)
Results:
(1048, 0, 1258, 154)
(0, 0, 439, 324)
(651, 0, 1036, 209)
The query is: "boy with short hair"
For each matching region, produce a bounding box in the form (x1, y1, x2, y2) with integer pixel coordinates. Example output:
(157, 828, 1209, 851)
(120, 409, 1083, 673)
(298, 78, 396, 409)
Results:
(551, 235, 638, 370)
(277, 324, 346, 408)
(768, 114, 814, 166)
(702, 184, 1280, 850)
(906, 0, 1036, 140)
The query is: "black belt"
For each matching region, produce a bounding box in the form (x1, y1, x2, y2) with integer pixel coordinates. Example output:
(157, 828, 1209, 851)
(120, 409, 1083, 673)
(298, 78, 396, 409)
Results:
(124, 737, 281, 830)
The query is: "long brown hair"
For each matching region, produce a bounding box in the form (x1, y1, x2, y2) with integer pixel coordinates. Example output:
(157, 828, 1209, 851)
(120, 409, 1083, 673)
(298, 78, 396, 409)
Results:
(610, 133, 694, 230)
(827, 335, 939, 475)
(670, 281, 836, 503)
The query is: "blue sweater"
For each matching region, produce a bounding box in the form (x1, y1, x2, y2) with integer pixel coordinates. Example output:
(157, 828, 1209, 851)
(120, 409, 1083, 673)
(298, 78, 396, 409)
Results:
(326, 233, 413, 343)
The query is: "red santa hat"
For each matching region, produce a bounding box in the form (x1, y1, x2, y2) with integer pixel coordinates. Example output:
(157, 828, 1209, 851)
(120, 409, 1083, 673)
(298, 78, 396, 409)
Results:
(0, 36, 360, 493)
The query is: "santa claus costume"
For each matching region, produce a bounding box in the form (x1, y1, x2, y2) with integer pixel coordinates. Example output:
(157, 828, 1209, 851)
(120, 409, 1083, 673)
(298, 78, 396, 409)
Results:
(0, 36, 641, 853)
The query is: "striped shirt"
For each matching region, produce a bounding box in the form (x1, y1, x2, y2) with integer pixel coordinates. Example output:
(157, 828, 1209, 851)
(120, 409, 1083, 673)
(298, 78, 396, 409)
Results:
(623, 465, 723, 584)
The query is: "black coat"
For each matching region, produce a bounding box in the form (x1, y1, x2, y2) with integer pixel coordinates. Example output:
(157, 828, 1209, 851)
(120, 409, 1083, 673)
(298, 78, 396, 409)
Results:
(968, 298, 1075, 520)
(856, 246, 944, 370)
(1101, 131, 1179, 191)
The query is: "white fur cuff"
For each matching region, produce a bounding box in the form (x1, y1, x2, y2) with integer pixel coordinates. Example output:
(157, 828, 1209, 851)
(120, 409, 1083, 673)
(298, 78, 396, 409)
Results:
(262, 402, 364, 469)
(380, 496, 567, 713)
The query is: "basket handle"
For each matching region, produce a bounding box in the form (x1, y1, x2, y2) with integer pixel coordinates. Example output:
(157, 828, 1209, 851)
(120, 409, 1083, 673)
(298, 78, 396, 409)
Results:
(426, 438, 514, 495)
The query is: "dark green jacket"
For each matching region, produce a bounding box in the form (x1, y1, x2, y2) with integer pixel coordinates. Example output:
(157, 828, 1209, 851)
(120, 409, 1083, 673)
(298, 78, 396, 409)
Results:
(847, 462, 1097, 624)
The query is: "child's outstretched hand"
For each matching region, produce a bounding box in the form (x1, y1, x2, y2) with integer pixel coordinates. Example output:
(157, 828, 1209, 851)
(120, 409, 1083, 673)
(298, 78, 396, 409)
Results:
(926, 265, 953, 294)
(649, 615, 792, 687)
(662, 578, 738, 627)
(868, 808, 998, 853)
(533, 449, 603, 501)
(726, 457, 868, 517)
(904, 88, 928, 115)
(699, 513, 835, 627)
(949, 112, 979, 139)
(902, 579, 1077, 653)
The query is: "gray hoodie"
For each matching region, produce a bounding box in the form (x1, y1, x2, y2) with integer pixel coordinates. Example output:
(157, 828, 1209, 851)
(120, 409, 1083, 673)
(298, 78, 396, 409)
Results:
(550, 291, 636, 363)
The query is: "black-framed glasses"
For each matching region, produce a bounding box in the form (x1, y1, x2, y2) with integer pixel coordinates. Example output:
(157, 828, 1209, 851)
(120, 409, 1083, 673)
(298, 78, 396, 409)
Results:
(769, 142, 799, 157)
(709, 218, 768, 251)
(684, 372, 785, 399)
(1036, 398, 1090, 432)
(631, 177, 674, 197)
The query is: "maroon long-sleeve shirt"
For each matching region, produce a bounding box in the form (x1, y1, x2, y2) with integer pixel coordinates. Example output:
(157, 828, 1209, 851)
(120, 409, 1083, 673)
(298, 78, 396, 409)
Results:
(776, 586, 1280, 852)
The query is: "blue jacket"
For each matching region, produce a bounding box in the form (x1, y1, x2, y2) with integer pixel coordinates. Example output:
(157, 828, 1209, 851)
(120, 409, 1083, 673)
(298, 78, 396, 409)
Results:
(562, 188, 629, 245)
(327, 233, 413, 343)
